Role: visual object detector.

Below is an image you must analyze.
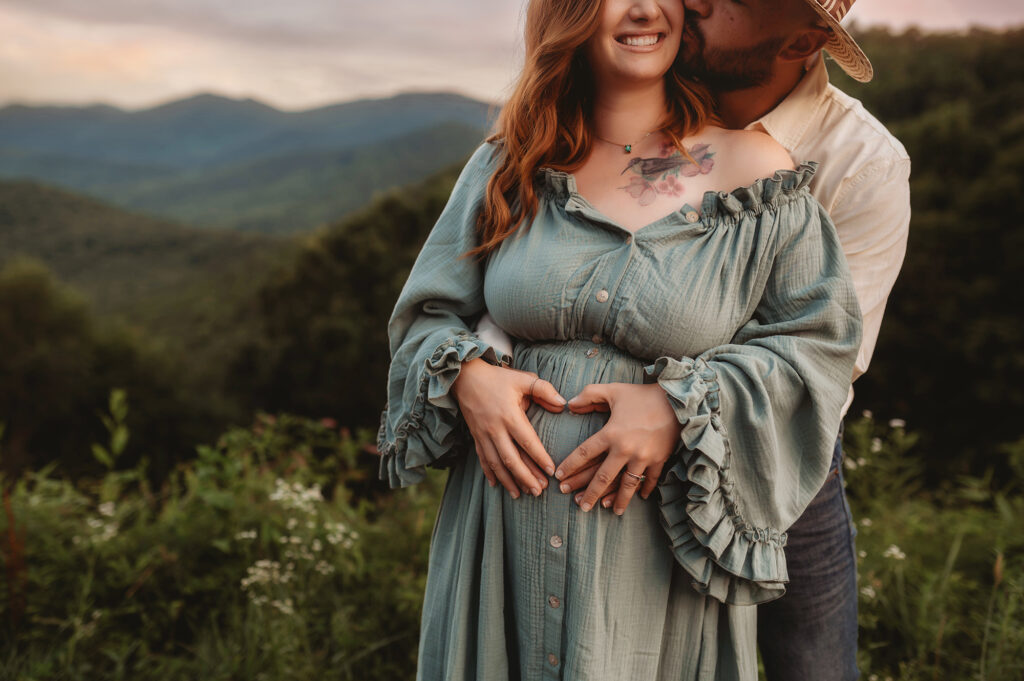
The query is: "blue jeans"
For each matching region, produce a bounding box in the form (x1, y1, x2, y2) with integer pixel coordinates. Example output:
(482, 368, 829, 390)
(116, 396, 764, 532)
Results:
(757, 427, 859, 681)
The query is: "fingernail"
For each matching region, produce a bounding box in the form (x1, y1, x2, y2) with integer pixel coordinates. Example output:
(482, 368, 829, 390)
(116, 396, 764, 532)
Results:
(574, 493, 583, 504)
(615, 509, 624, 516)
(546, 466, 555, 476)
(602, 498, 611, 508)
(560, 483, 570, 493)
(532, 487, 541, 497)
(556, 395, 567, 405)
(555, 469, 564, 480)
(581, 502, 592, 512)
(511, 492, 520, 499)
(489, 480, 496, 487)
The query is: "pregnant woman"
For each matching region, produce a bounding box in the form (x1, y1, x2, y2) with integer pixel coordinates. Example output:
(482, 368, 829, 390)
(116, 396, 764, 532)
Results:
(376, 0, 861, 679)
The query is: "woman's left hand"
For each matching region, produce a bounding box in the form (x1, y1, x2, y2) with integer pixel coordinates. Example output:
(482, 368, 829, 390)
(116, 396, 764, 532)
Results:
(554, 383, 680, 515)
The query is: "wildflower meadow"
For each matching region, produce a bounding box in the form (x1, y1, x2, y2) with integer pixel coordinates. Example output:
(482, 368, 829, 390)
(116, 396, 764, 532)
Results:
(1, 394, 1022, 680)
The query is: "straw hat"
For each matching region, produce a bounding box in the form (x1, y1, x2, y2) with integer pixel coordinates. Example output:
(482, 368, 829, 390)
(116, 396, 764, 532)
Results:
(804, 0, 873, 82)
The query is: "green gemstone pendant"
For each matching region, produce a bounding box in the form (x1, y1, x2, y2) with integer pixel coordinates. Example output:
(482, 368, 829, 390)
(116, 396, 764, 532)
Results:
(624, 144, 632, 153)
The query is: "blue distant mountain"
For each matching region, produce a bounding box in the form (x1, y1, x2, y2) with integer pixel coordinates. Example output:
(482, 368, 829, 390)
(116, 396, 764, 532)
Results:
(0, 91, 494, 233)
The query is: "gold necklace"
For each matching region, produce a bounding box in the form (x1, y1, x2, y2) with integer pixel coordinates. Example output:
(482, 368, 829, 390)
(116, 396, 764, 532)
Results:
(593, 129, 656, 154)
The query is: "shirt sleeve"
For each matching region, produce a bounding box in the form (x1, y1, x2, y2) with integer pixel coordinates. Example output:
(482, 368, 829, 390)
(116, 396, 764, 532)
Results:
(644, 189, 862, 605)
(830, 157, 911, 384)
(376, 142, 510, 488)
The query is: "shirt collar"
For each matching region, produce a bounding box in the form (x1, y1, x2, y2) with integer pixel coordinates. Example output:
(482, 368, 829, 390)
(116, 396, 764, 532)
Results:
(744, 53, 830, 149)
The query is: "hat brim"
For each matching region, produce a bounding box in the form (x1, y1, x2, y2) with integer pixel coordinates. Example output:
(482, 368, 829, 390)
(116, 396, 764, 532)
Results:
(806, 2, 874, 82)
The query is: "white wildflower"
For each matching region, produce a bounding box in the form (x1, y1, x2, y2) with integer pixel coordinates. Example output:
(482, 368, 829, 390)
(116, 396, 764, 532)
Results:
(858, 550, 867, 559)
(857, 457, 867, 467)
(286, 517, 298, 530)
(888, 418, 906, 429)
(870, 438, 882, 453)
(860, 518, 873, 527)
(86, 517, 118, 543)
(314, 560, 335, 576)
(98, 501, 115, 517)
(326, 521, 359, 548)
(270, 598, 295, 616)
(234, 529, 257, 541)
(269, 478, 323, 514)
(883, 544, 906, 561)
(860, 585, 876, 600)
(869, 675, 879, 681)
(240, 559, 293, 590)
(312, 539, 322, 553)
(844, 457, 858, 471)
(861, 410, 873, 420)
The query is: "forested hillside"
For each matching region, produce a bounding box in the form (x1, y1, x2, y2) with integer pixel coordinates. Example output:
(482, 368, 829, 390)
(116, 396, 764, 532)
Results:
(0, 92, 492, 233)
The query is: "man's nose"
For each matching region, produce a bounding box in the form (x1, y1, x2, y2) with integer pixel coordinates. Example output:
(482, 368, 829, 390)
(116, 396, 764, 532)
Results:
(683, 0, 711, 19)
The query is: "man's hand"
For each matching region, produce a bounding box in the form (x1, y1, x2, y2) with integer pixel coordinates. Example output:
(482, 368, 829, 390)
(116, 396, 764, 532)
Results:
(554, 383, 679, 515)
(451, 358, 566, 498)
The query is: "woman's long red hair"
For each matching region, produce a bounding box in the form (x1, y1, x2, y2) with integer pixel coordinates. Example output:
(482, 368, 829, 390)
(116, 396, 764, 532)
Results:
(466, 0, 716, 258)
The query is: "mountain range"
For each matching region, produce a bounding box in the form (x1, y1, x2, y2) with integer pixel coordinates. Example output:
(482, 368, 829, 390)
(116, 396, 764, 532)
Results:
(0, 91, 494, 233)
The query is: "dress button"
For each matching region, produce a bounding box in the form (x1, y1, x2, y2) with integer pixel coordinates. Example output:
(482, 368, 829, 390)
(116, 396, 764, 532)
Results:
(585, 348, 599, 358)
(548, 653, 559, 667)
(595, 289, 609, 303)
(591, 334, 603, 344)
(685, 210, 700, 223)
(548, 595, 561, 609)
(549, 535, 563, 548)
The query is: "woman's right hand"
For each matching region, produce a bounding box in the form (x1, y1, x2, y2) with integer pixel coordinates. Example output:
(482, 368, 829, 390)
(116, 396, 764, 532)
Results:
(451, 358, 566, 498)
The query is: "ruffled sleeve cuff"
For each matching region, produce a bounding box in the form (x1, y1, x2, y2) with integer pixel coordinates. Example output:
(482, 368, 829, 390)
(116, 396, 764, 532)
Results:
(644, 356, 790, 606)
(377, 331, 510, 488)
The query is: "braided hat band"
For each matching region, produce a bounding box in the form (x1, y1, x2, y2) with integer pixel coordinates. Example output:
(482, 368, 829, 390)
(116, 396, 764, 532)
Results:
(804, 0, 873, 82)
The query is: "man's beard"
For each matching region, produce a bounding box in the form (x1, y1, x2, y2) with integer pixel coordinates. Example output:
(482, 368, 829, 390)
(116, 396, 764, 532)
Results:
(682, 13, 786, 92)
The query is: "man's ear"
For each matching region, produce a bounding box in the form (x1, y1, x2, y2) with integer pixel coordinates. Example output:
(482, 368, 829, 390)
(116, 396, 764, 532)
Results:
(778, 27, 829, 63)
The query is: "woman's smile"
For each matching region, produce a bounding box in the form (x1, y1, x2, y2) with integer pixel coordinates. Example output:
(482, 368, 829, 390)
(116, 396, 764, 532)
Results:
(615, 32, 666, 50)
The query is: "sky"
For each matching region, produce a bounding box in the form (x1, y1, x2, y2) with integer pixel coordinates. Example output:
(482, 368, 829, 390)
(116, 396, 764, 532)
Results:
(0, 0, 1022, 111)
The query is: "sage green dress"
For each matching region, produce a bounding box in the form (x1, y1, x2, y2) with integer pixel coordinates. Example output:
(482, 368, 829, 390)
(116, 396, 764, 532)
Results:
(377, 142, 861, 681)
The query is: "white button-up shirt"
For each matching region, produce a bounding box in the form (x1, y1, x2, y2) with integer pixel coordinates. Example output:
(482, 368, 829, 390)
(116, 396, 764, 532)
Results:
(748, 54, 911, 415)
(475, 54, 910, 418)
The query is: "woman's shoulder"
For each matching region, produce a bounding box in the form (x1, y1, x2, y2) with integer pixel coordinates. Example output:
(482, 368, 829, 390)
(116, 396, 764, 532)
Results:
(450, 139, 505, 193)
(695, 126, 796, 191)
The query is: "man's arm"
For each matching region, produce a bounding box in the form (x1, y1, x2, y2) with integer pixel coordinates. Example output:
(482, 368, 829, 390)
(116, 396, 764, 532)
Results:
(829, 157, 911, 384)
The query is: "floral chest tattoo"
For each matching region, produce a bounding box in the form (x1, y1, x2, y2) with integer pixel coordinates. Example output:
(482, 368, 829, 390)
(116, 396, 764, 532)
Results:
(619, 142, 716, 206)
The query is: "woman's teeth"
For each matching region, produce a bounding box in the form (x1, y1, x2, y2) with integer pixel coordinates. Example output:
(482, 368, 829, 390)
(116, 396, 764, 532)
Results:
(619, 34, 660, 47)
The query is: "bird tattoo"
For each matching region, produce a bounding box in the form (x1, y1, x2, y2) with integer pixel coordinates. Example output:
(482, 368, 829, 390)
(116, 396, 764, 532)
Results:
(619, 143, 715, 206)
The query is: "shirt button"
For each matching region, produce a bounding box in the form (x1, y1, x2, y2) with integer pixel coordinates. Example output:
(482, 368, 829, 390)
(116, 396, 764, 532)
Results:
(549, 535, 563, 548)
(548, 595, 561, 609)
(685, 210, 700, 223)
(585, 348, 599, 358)
(591, 334, 603, 344)
(548, 653, 559, 667)
(595, 289, 609, 303)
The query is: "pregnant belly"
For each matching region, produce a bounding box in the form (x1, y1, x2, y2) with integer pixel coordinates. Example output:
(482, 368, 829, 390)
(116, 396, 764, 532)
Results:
(513, 339, 648, 466)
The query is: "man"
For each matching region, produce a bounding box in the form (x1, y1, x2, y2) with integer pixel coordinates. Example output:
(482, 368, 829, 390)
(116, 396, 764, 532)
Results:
(477, 0, 909, 678)
(678, 1, 909, 677)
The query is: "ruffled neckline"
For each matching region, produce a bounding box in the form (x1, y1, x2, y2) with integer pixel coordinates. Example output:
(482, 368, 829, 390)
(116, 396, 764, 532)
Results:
(537, 161, 818, 226)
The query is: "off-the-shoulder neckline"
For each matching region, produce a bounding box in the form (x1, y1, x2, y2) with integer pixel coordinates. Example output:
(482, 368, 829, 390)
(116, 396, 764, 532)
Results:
(537, 161, 819, 236)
